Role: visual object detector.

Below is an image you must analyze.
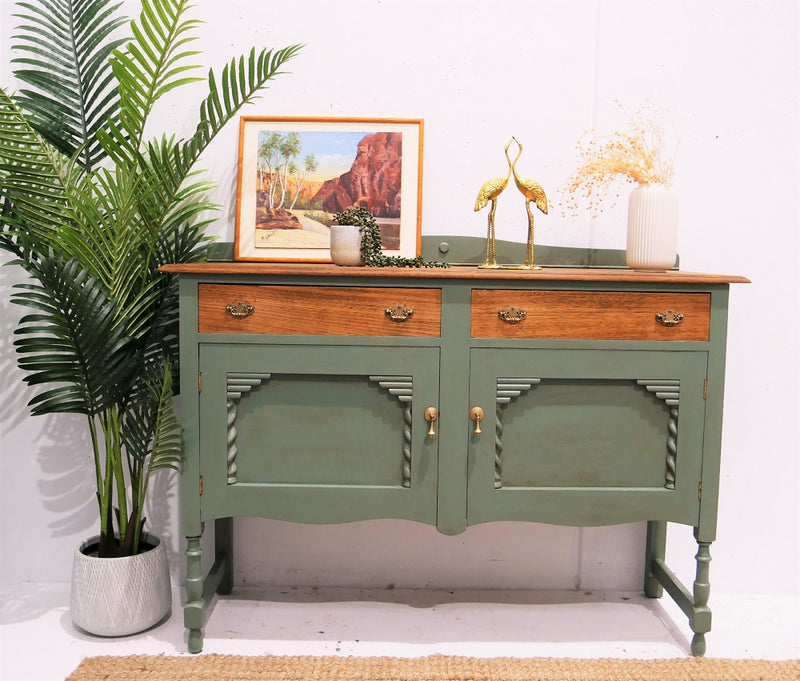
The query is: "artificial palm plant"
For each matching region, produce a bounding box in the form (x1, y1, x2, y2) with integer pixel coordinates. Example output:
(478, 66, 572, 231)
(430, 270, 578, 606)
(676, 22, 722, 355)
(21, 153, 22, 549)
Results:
(0, 0, 300, 557)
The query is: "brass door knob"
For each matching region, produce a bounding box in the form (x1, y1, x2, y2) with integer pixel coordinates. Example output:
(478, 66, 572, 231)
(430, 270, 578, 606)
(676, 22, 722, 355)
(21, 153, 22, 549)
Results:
(470, 406, 485, 434)
(424, 407, 438, 436)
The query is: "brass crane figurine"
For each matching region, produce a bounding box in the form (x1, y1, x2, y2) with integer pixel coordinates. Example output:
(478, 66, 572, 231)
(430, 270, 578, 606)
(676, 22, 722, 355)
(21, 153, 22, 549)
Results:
(509, 136, 548, 269)
(474, 139, 514, 268)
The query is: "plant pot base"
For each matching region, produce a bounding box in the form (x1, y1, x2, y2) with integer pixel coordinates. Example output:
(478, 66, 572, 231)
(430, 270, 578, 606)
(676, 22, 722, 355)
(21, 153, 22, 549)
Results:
(71, 532, 171, 637)
(329, 224, 363, 266)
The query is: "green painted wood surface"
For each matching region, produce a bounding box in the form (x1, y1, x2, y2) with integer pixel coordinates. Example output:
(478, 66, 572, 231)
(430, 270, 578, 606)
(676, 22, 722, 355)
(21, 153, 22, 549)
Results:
(198, 344, 439, 525)
(421, 235, 642, 268)
(207, 236, 676, 269)
(173, 235, 743, 655)
(466, 349, 707, 528)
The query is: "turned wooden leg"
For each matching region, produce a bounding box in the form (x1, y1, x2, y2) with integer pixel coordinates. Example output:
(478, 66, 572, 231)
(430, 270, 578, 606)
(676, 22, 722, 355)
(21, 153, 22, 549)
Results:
(644, 520, 667, 598)
(184, 535, 204, 653)
(690, 540, 712, 656)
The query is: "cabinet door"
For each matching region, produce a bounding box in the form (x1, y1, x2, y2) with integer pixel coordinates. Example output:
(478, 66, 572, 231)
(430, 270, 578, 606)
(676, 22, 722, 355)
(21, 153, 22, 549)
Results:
(198, 344, 439, 525)
(467, 348, 707, 527)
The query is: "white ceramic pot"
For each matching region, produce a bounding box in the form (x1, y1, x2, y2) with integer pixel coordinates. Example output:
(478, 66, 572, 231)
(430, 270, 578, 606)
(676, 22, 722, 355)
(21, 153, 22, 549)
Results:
(71, 532, 171, 636)
(626, 183, 679, 270)
(329, 224, 363, 266)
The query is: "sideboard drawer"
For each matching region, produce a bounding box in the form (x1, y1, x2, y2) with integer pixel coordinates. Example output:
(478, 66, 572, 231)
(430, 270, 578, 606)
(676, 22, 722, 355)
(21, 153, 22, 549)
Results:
(471, 290, 711, 341)
(198, 284, 442, 336)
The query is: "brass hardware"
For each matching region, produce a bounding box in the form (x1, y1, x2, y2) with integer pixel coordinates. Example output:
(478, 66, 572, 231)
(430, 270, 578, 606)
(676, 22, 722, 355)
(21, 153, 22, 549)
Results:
(470, 406, 485, 434)
(424, 407, 438, 436)
(498, 306, 527, 324)
(703, 379, 708, 400)
(698, 481, 703, 501)
(198, 372, 202, 394)
(225, 301, 254, 318)
(199, 476, 203, 495)
(386, 304, 414, 322)
(656, 310, 684, 327)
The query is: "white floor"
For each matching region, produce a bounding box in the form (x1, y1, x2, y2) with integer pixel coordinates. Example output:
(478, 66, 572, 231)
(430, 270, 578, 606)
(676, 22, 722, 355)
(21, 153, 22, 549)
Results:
(1, 584, 798, 681)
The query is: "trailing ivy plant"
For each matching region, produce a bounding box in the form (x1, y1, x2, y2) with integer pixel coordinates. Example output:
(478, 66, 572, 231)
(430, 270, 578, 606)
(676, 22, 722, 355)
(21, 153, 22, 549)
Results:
(333, 206, 448, 268)
(0, 0, 301, 557)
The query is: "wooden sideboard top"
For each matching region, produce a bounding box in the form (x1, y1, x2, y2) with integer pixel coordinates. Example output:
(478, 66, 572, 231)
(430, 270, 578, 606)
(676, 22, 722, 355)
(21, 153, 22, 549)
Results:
(161, 261, 749, 285)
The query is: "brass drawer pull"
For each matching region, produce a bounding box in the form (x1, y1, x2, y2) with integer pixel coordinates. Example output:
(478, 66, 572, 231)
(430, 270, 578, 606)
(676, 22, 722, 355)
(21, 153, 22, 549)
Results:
(656, 310, 684, 327)
(424, 406, 438, 436)
(470, 406, 485, 434)
(385, 304, 414, 322)
(225, 301, 254, 318)
(498, 306, 527, 324)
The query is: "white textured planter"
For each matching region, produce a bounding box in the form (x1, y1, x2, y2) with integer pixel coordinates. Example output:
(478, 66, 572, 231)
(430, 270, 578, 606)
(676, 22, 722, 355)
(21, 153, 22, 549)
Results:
(71, 533, 171, 636)
(329, 224, 363, 266)
(626, 183, 679, 270)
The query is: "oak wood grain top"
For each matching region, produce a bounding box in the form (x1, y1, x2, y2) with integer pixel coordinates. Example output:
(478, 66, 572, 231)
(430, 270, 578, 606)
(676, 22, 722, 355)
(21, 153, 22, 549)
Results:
(161, 262, 750, 285)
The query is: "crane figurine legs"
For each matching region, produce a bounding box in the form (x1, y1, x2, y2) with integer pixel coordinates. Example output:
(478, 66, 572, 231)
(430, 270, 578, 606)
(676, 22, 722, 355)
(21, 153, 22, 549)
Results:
(480, 201, 500, 268)
(523, 204, 541, 270)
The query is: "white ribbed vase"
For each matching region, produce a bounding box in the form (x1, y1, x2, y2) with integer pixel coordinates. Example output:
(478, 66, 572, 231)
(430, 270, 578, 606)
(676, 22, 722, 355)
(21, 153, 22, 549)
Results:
(329, 224, 363, 266)
(71, 533, 171, 636)
(626, 183, 678, 270)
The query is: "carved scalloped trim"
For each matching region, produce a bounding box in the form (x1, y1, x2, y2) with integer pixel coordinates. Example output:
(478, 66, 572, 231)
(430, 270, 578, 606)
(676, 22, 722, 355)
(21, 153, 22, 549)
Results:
(369, 376, 414, 487)
(226, 373, 271, 484)
(494, 378, 542, 488)
(637, 379, 680, 489)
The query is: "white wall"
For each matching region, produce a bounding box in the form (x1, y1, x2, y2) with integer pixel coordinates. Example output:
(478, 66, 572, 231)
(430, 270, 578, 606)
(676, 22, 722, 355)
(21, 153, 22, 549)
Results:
(1, 0, 798, 601)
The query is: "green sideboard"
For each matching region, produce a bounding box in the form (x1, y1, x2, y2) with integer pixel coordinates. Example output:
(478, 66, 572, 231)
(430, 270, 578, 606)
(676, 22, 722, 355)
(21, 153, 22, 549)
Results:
(162, 237, 748, 655)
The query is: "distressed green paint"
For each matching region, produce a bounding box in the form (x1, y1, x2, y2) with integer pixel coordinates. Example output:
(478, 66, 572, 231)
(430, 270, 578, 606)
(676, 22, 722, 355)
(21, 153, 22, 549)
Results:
(174, 237, 740, 655)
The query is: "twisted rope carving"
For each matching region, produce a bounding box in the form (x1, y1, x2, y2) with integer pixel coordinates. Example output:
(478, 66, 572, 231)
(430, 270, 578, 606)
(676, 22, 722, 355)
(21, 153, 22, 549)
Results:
(402, 403, 413, 488)
(226, 402, 238, 484)
(494, 405, 504, 488)
(637, 380, 680, 489)
(226, 373, 271, 484)
(494, 378, 541, 489)
(666, 405, 679, 489)
(369, 376, 413, 487)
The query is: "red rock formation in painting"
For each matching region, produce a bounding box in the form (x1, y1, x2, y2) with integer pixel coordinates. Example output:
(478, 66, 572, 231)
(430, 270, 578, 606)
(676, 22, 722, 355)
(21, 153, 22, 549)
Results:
(255, 204, 302, 230)
(312, 132, 402, 217)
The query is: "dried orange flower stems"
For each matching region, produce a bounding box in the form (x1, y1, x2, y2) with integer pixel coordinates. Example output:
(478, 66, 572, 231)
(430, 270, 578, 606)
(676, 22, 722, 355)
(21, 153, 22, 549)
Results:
(562, 101, 676, 218)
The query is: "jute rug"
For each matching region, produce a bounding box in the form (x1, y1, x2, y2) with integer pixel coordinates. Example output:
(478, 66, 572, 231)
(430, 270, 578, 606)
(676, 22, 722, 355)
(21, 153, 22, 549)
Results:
(65, 653, 800, 680)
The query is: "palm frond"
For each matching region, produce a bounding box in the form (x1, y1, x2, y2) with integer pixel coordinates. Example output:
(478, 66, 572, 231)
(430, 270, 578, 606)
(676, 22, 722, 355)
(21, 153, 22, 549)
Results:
(11, 256, 138, 416)
(122, 358, 182, 552)
(11, 0, 128, 170)
(110, 0, 203, 147)
(134, 43, 302, 214)
(183, 44, 303, 172)
(66, 168, 152, 285)
(2, 0, 302, 557)
(0, 88, 78, 253)
(124, 359, 182, 476)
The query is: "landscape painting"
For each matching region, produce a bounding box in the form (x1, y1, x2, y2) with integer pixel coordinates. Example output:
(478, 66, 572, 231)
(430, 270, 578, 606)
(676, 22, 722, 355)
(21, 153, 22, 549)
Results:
(234, 117, 423, 262)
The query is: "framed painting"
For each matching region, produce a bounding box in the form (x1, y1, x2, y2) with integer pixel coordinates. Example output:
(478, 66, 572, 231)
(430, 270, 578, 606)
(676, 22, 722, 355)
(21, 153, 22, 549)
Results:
(234, 117, 423, 262)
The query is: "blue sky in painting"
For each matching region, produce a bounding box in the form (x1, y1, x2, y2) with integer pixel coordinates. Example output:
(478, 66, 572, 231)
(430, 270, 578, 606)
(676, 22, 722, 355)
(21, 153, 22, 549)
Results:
(258, 130, 369, 181)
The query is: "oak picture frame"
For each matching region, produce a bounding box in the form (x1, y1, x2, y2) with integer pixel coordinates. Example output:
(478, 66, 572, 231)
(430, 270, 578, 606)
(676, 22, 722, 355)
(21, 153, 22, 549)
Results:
(234, 116, 423, 262)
